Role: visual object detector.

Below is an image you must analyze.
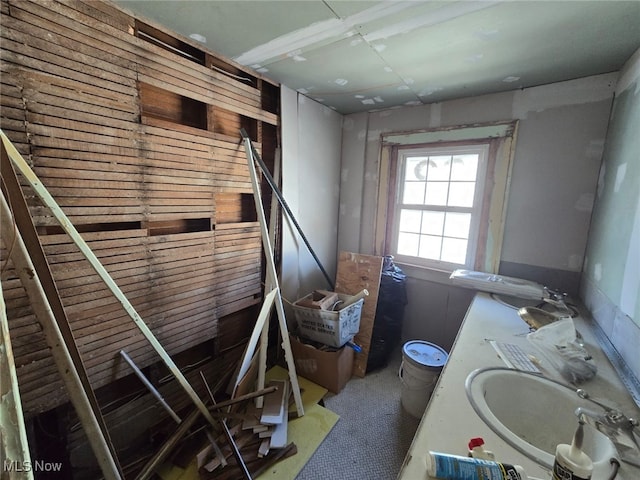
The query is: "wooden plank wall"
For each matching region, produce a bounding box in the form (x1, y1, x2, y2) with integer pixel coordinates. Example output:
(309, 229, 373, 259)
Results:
(0, 0, 278, 417)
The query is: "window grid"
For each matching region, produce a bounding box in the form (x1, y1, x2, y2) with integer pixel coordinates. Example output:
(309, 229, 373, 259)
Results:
(393, 145, 488, 269)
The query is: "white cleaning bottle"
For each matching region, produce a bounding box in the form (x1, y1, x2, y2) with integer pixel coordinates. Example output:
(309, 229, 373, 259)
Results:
(552, 419, 593, 480)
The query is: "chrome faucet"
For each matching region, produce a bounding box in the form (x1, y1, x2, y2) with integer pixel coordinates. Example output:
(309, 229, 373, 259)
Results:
(574, 389, 640, 467)
(543, 286, 567, 304)
(541, 287, 575, 316)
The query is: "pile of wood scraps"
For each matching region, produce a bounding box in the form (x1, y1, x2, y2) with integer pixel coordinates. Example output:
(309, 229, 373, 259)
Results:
(154, 365, 338, 480)
(196, 379, 296, 479)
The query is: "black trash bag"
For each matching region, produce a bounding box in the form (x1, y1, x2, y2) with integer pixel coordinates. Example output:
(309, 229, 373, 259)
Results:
(366, 256, 408, 373)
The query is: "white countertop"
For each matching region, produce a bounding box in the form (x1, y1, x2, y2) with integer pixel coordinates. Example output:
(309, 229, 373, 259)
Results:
(397, 292, 640, 480)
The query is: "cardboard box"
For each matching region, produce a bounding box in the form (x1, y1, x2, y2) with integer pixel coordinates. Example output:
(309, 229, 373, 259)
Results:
(292, 292, 364, 348)
(289, 335, 354, 394)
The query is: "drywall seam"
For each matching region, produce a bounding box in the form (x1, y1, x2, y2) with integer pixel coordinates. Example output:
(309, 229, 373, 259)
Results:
(362, 1, 499, 42)
(280, 86, 301, 303)
(234, 1, 414, 66)
(616, 46, 640, 95)
(429, 103, 442, 128)
(512, 73, 617, 119)
(358, 112, 372, 253)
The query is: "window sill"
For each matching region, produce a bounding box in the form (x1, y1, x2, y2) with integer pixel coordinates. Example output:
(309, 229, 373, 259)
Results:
(395, 262, 456, 286)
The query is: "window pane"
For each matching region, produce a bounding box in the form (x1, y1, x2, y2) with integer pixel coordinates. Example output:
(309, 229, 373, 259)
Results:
(394, 144, 488, 268)
(451, 154, 478, 181)
(406, 157, 429, 181)
(399, 209, 421, 233)
(421, 211, 444, 235)
(441, 237, 468, 264)
(448, 181, 475, 207)
(443, 212, 471, 238)
(418, 235, 442, 260)
(403, 181, 426, 204)
(398, 232, 420, 256)
(425, 181, 448, 205)
(426, 156, 451, 181)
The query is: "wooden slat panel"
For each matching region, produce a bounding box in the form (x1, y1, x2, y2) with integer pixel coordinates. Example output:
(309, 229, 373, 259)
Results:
(54, 0, 133, 33)
(3, 5, 135, 71)
(24, 76, 138, 121)
(138, 72, 276, 126)
(1, 0, 272, 418)
(133, 40, 270, 118)
(0, 37, 136, 96)
(0, 61, 28, 150)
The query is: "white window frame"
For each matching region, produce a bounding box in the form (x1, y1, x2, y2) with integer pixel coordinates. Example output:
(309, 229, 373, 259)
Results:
(391, 144, 489, 270)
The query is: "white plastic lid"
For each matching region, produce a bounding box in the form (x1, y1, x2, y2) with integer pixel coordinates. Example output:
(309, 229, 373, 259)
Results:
(402, 341, 448, 369)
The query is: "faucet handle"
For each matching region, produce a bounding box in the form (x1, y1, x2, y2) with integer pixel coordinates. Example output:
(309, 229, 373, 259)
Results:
(543, 286, 567, 302)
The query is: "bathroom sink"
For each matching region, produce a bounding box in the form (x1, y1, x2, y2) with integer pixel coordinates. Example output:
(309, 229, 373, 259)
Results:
(466, 367, 619, 477)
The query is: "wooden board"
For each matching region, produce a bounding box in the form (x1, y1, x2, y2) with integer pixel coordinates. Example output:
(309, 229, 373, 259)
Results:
(335, 251, 383, 378)
(260, 380, 287, 425)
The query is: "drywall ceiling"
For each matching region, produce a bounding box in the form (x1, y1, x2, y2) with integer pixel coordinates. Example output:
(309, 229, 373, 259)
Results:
(116, 0, 640, 115)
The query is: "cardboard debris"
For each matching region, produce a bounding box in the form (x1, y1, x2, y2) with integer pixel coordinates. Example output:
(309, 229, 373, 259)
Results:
(289, 335, 354, 394)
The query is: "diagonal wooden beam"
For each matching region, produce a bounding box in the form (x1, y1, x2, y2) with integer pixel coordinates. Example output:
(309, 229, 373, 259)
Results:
(0, 192, 122, 480)
(256, 149, 281, 409)
(0, 277, 34, 480)
(1, 139, 123, 479)
(241, 133, 303, 417)
(0, 131, 218, 430)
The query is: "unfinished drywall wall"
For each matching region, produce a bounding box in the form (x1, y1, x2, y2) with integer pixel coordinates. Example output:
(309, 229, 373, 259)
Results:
(342, 74, 615, 282)
(280, 86, 343, 306)
(581, 47, 640, 383)
(338, 112, 368, 254)
(339, 74, 615, 349)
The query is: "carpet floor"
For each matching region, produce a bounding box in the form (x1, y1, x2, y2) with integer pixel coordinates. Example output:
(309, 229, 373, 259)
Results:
(296, 347, 421, 479)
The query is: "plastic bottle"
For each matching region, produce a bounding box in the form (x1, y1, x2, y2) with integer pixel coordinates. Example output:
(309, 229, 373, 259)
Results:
(552, 420, 593, 480)
(426, 451, 528, 480)
(468, 437, 495, 460)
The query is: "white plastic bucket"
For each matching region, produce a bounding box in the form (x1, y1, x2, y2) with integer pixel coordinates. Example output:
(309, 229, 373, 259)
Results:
(399, 340, 448, 418)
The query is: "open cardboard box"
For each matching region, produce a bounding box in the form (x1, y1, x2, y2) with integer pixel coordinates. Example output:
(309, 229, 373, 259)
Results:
(289, 334, 354, 394)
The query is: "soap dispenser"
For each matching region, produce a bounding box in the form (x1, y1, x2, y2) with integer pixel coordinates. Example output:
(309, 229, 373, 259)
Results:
(552, 418, 593, 480)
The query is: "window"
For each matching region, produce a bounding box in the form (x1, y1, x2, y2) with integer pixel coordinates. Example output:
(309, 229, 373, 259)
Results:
(376, 121, 518, 274)
(392, 144, 488, 269)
